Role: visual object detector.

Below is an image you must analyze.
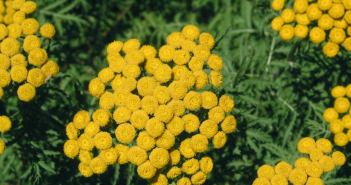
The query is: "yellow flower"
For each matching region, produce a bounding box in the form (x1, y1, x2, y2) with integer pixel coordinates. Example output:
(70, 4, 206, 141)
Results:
(344, 37, 351, 51)
(318, 0, 332, 10)
(318, 156, 335, 172)
(181, 40, 197, 52)
(125, 49, 145, 65)
(122, 64, 141, 78)
(183, 91, 201, 111)
(209, 106, 225, 124)
(88, 78, 105, 98)
(297, 137, 316, 154)
(210, 71, 223, 88)
(138, 160, 157, 179)
(213, 131, 227, 149)
(270, 174, 288, 185)
(307, 3, 323, 21)
(296, 13, 311, 26)
(145, 58, 162, 75)
(1, 38, 20, 57)
(306, 177, 324, 185)
(0, 138, 4, 155)
(78, 163, 93, 177)
(122, 39, 140, 54)
(17, 83, 36, 102)
(318, 14, 334, 30)
(323, 108, 339, 123)
(153, 86, 171, 105)
(0, 116, 11, 133)
(207, 54, 223, 71)
(84, 122, 100, 137)
(130, 110, 149, 129)
(78, 133, 94, 151)
(172, 65, 189, 80)
(112, 88, 130, 107)
(329, 28, 346, 46)
(0, 24, 9, 39)
(125, 94, 141, 111)
(137, 77, 156, 97)
(156, 129, 175, 149)
(73, 110, 91, 130)
(154, 104, 174, 123)
(154, 64, 172, 83)
(167, 32, 185, 48)
(28, 48, 48, 67)
(190, 134, 208, 153)
(329, 3, 345, 19)
(182, 25, 200, 40)
(200, 119, 218, 138)
(306, 161, 324, 178)
(279, 24, 294, 41)
(140, 45, 157, 60)
(90, 157, 107, 174)
(281, 9, 295, 23)
(167, 167, 181, 179)
(168, 149, 181, 165)
(182, 113, 200, 133)
(294, 24, 308, 38)
(100, 147, 119, 165)
(92, 109, 111, 127)
(107, 40, 123, 54)
(98, 68, 114, 83)
(11, 54, 27, 67)
(10, 65, 27, 83)
(63, 140, 79, 159)
(344, 0, 351, 9)
(177, 177, 191, 185)
(180, 138, 196, 158)
(167, 100, 186, 117)
(194, 71, 208, 90)
(199, 156, 213, 175)
(149, 174, 168, 185)
(20, 1, 37, 14)
(159, 45, 175, 62)
(4, 14, 13, 25)
(331, 85, 346, 98)
(271, 17, 284, 31)
(193, 45, 211, 61)
(115, 123, 136, 144)
(66, 122, 78, 140)
(111, 74, 125, 90)
(309, 148, 324, 161)
(149, 147, 169, 169)
(330, 119, 344, 134)
(12, 0, 25, 9)
(334, 18, 348, 29)
(93, 132, 112, 150)
(257, 165, 275, 180)
(334, 97, 350, 113)
(168, 81, 187, 100)
(219, 95, 234, 113)
(21, 18, 39, 35)
(199, 32, 215, 50)
(124, 78, 137, 92)
(183, 158, 200, 175)
(106, 52, 121, 64)
(188, 56, 204, 72)
(7, 23, 22, 39)
(288, 168, 307, 185)
(109, 57, 126, 73)
(145, 118, 165, 138)
(334, 132, 348, 146)
(294, 157, 311, 171)
(128, 146, 148, 166)
(275, 161, 292, 177)
(79, 149, 92, 165)
(221, 115, 237, 134)
(316, 138, 332, 153)
(99, 91, 114, 110)
(309, 27, 326, 44)
(166, 117, 184, 136)
(137, 131, 156, 151)
(332, 151, 346, 166)
(272, 0, 285, 11)
(115, 144, 129, 164)
(40, 23, 55, 38)
(294, 0, 308, 13)
(173, 50, 191, 65)
(41, 60, 59, 77)
(191, 171, 207, 185)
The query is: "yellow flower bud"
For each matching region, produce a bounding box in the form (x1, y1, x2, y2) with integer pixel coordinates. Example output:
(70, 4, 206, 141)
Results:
(107, 40, 123, 54)
(294, 157, 311, 170)
(179, 138, 196, 158)
(41, 60, 59, 77)
(79, 150, 92, 165)
(66, 122, 78, 140)
(272, 0, 285, 11)
(199, 119, 218, 138)
(183, 158, 199, 175)
(334, 132, 348, 146)
(21, 18, 39, 35)
(257, 165, 275, 180)
(122, 39, 140, 54)
(159, 45, 175, 62)
(138, 160, 157, 179)
(128, 146, 148, 166)
(279, 24, 294, 41)
(17, 83, 36, 102)
(78, 133, 94, 151)
(213, 131, 227, 149)
(137, 131, 155, 151)
(145, 58, 162, 75)
(288, 168, 307, 185)
(0, 116, 11, 133)
(78, 163, 93, 177)
(182, 25, 200, 40)
(10, 65, 27, 83)
(190, 134, 208, 153)
(194, 71, 208, 90)
(115, 123, 136, 144)
(84, 122, 100, 137)
(199, 32, 215, 50)
(168, 149, 181, 165)
(167, 32, 185, 48)
(332, 151, 346, 166)
(99, 91, 114, 110)
(40, 23, 56, 38)
(89, 157, 107, 174)
(181, 40, 197, 52)
(7, 23, 22, 39)
(154, 64, 172, 83)
(145, 118, 165, 138)
(20, 1, 37, 14)
(191, 171, 207, 185)
(88, 78, 105, 98)
(130, 110, 149, 129)
(28, 48, 48, 66)
(167, 167, 181, 179)
(173, 50, 191, 65)
(100, 147, 119, 165)
(167, 100, 186, 117)
(63, 140, 79, 159)
(73, 110, 90, 130)
(156, 130, 175, 150)
(306, 161, 323, 178)
(115, 144, 129, 164)
(275, 161, 292, 177)
(193, 45, 210, 61)
(1, 38, 20, 57)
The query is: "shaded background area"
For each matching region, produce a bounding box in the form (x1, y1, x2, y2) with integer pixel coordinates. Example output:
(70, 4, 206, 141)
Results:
(1, 0, 351, 184)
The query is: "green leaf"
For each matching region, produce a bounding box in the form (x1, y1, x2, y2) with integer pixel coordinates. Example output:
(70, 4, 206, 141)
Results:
(38, 161, 56, 174)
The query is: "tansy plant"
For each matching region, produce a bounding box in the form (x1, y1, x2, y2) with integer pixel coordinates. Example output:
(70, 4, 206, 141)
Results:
(271, 0, 351, 58)
(63, 25, 236, 185)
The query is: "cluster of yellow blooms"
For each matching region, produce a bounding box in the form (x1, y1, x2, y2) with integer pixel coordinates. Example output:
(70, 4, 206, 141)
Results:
(252, 137, 346, 185)
(271, 0, 351, 58)
(63, 25, 237, 184)
(0, 0, 59, 102)
(323, 85, 351, 146)
(0, 115, 11, 155)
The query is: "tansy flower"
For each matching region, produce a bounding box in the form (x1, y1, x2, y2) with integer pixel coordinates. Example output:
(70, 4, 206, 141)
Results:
(112, 88, 130, 107)
(4, 15, 13, 25)
(122, 39, 140, 54)
(0, 116, 11, 133)
(100, 147, 119, 165)
(200, 119, 218, 138)
(149, 147, 169, 169)
(328, 3, 345, 19)
(7, 23, 22, 39)
(181, 39, 197, 52)
(331, 85, 346, 98)
(115, 144, 129, 164)
(309, 148, 324, 161)
(145, 118, 165, 138)
(73, 110, 90, 130)
(271, 17, 284, 31)
(252, 178, 270, 185)
(78, 134, 94, 151)
(154, 64, 172, 83)
(93, 132, 112, 150)
(173, 50, 191, 65)
(128, 146, 148, 166)
(188, 56, 204, 72)
(296, 13, 311, 26)
(12, 0, 25, 10)
(279, 24, 294, 41)
(318, 0, 333, 10)
(137, 131, 155, 151)
(183, 113, 200, 133)
(257, 165, 275, 180)
(166, 117, 184, 136)
(208, 106, 225, 124)
(153, 86, 171, 105)
(11, 54, 27, 67)
(294, 157, 311, 170)
(0, 24, 8, 39)
(167, 32, 185, 48)
(183, 91, 201, 111)
(137, 160, 157, 179)
(92, 109, 111, 127)
(309, 27, 326, 44)
(332, 151, 346, 166)
(281, 9, 295, 23)
(190, 134, 208, 153)
(66, 122, 78, 140)
(329, 28, 346, 44)
(166, 167, 182, 179)
(17, 83, 36, 102)
(63, 140, 79, 159)
(140, 45, 157, 60)
(179, 138, 196, 158)
(149, 174, 168, 185)
(106, 52, 121, 64)
(271, 0, 285, 11)
(137, 77, 156, 96)
(316, 138, 332, 153)
(221, 115, 237, 134)
(219, 95, 234, 113)
(154, 104, 174, 123)
(0, 54, 10, 70)
(78, 163, 93, 177)
(210, 70, 223, 88)
(213, 131, 227, 149)
(182, 25, 200, 40)
(20, 1, 37, 14)
(334, 18, 348, 29)
(318, 156, 335, 172)
(306, 4, 322, 21)
(10, 65, 27, 83)
(295, 24, 308, 38)
(167, 100, 186, 117)
(334, 132, 348, 146)
(271, 174, 288, 185)
(115, 123, 136, 144)
(306, 177, 324, 185)
(125, 94, 141, 111)
(193, 45, 211, 61)
(1, 38, 20, 57)
(318, 14, 334, 30)
(330, 119, 344, 134)
(41, 60, 59, 77)
(288, 168, 307, 185)
(125, 49, 145, 65)
(124, 77, 137, 91)
(344, 37, 351, 51)
(89, 78, 105, 98)
(111, 74, 125, 90)
(275, 161, 292, 177)
(183, 158, 200, 175)
(168, 81, 187, 100)
(194, 71, 208, 89)
(28, 48, 48, 66)
(123, 64, 141, 78)
(207, 54, 223, 71)
(159, 45, 175, 62)
(199, 32, 215, 50)
(199, 156, 213, 175)
(145, 58, 162, 75)
(172, 65, 189, 80)
(107, 40, 123, 54)
(40, 23, 56, 38)
(130, 110, 149, 129)
(191, 171, 207, 185)
(180, 70, 196, 89)
(21, 18, 39, 35)
(294, 0, 308, 13)
(297, 137, 316, 154)
(109, 57, 126, 73)
(323, 108, 338, 123)
(79, 150, 92, 165)
(99, 91, 114, 110)
(84, 122, 100, 137)
(334, 97, 350, 113)
(98, 68, 114, 83)
(344, 0, 351, 9)
(90, 157, 107, 174)
(168, 149, 181, 165)
(156, 129, 175, 149)
(306, 161, 324, 178)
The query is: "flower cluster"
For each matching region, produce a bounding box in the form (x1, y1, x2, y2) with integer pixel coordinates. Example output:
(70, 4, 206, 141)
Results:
(0, 0, 58, 102)
(271, 0, 351, 57)
(252, 137, 346, 185)
(323, 85, 351, 146)
(63, 25, 237, 184)
(0, 115, 11, 155)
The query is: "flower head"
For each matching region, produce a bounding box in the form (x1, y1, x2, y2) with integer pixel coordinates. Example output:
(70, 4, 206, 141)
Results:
(100, 147, 119, 165)
(168, 149, 181, 165)
(210, 71, 223, 88)
(115, 123, 136, 144)
(10, 65, 28, 83)
(149, 147, 169, 169)
(154, 64, 172, 83)
(257, 165, 275, 180)
(17, 83, 36, 102)
(125, 49, 145, 65)
(107, 40, 123, 54)
(145, 118, 165, 138)
(167, 100, 186, 117)
(318, 14, 334, 30)
(199, 32, 215, 50)
(275, 161, 292, 177)
(66, 122, 78, 140)
(181, 40, 197, 52)
(190, 134, 208, 153)
(137, 131, 156, 151)
(73, 110, 90, 130)
(40, 23, 56, 38)
(137, 77, 156, 97)
(272, 0, 285, 11)
(28, 48, 48, 66)
(306, 161, 324, 178)
(168, 81, 187, 100)
(79, 150, 92, 165)
(0, 24, 8, 39)
(0, 116, 11, 133)
(154, 105, 174, 123)
(334, 132, 348, 146)
(127, 146, 148, 166)
(166, 167, 181, 179)
(78, 134, 94, 151)
(173, 50, 190, 65)
(115, 144, 129, 164)
(200, 119, 218, 138)
(332, 151, 346, 166)
(288, 168, 307, 185)
(92, 109, 111, 127)
(191, 171, 207, 185)
(309, 148, 324, 161)
(319, 156, 335, 172)
(167, 32, 185, 48)
(20, 1, 37, 14)
(125, 94, 141, 111)
(166, 117, 184, 136)
(153, 86, 171, 105)
(194, 71, 208, 89)
(41, 60, 59, 77)
(89, 78, 105, 98)
(193, 45, 210, 61)
(188, 56, 204, 72)
(180, 138, 196, 158)
(183, 91, 201, 111)
(180, 71, 196, 89)
(137, 160, 157, 179)
(145, 58, 162, 75)
(99, 91, 114, 110)
(309, 27, 326, 44)
(7, 23, 22, 39)
(130, 110, 149, 129)
(63, 140, 79, 159)
(11, 54, 27, 67)
(297, 137, 316, 154)
(21, 18, 39, 35)
(182, 25, 200, 40)
(213, 131, 227, 149)
(334, 97, 350, 113)
(123, 64, 141, 78)
(294, 157, 311, 170)
(149, 174, 168, 185)
(156, 130, 175, 150)
(159, 45, 175, 62)
(1, 38, 20, 57)
(84, 122, 100, 137)
(122, 39, 140, 54)
(112, 88, 130, 107)
(90, 157, 107, 174)
(78, 163, 93, 177)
